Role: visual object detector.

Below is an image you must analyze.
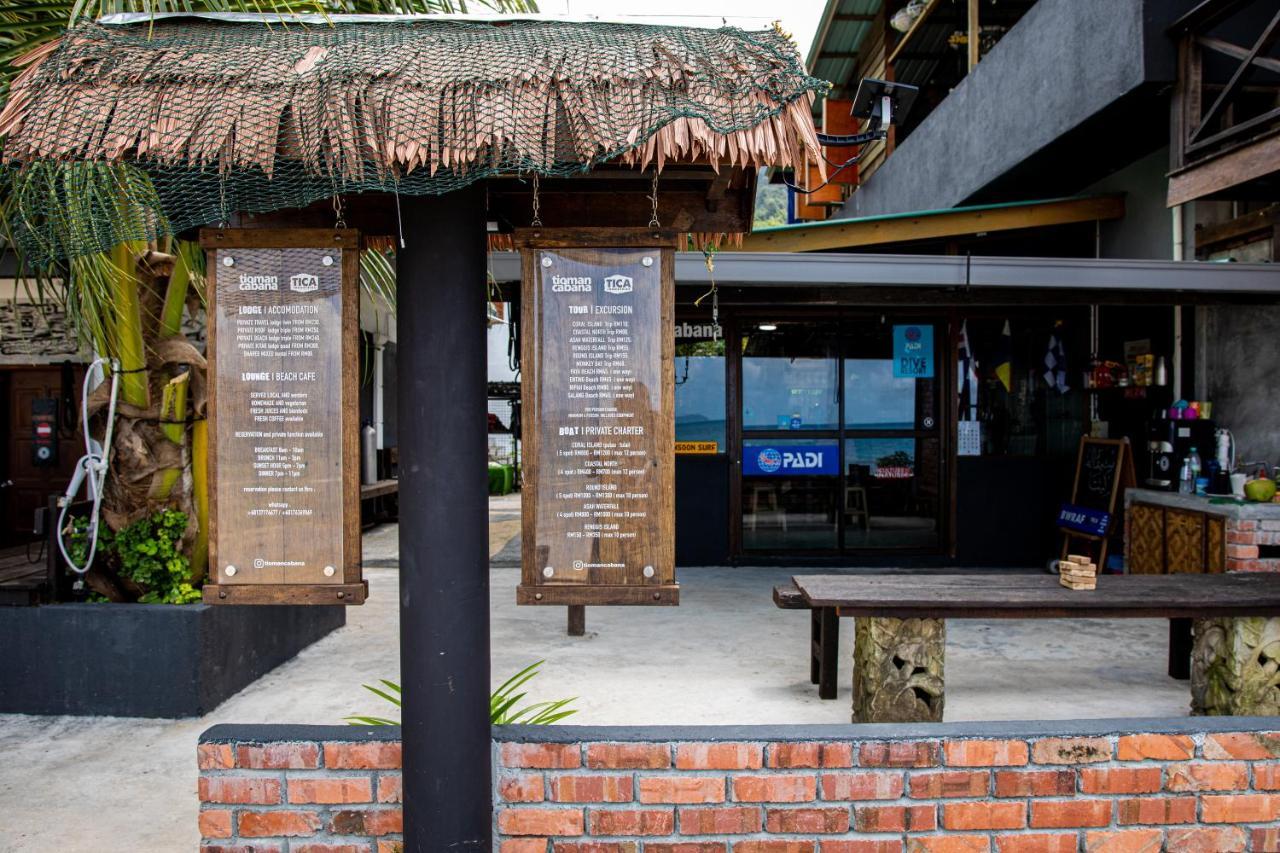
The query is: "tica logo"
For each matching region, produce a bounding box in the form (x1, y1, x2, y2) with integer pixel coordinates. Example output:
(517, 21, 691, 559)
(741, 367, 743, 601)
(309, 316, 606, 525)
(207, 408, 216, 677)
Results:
(289, 273, 319, 293)
(603, 274, 633, 294)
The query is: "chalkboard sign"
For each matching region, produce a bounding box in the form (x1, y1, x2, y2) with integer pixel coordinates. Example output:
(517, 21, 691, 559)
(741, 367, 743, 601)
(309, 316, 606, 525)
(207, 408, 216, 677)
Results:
(516, 229, 677, 608)
(1059, 436, 1135, 569)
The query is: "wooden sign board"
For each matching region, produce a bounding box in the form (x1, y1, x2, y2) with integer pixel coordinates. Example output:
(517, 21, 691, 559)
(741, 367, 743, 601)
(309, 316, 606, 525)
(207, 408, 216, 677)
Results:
(517, 229, 678, 606)
(1058, 436, 1136, 571)
(201, 229, 365, 605)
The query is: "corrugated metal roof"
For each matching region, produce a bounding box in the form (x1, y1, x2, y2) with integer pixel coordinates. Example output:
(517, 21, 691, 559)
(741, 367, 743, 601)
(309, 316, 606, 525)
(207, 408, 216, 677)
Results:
(806, 0, 883, 101)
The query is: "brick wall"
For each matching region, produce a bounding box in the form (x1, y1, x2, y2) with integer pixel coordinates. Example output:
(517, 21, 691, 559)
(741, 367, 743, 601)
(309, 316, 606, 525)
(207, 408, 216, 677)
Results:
(201, 720, 1280, 852)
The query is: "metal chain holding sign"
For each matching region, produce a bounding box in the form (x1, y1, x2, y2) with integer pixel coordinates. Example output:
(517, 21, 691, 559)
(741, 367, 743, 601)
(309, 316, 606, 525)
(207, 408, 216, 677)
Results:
(647, 172, 661, 229)
(693, 241, 721, 342)
(530, 173, 543, 228)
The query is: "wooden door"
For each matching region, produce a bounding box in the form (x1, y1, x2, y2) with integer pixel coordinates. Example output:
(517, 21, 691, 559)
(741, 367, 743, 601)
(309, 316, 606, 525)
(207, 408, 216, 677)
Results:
(1127, 503, 1165, 574)
(2, 366, 83, 546)
(1165, 509, 1205, 574)
(1205, 515, 1226, 573)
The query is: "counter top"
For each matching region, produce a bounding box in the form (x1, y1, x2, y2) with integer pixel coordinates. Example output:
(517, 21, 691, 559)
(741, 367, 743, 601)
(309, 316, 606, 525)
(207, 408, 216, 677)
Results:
(1126, 487, 1280, 520)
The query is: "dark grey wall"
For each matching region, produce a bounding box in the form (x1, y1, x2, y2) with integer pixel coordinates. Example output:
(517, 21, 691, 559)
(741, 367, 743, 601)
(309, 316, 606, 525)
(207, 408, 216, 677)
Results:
(845, 0, 1190, 218)
(1201, 305, 1280, 467)
(1083, 148, 1174, 260)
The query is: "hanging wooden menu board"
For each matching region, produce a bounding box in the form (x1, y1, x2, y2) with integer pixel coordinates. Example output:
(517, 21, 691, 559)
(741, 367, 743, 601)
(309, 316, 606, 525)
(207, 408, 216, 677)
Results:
(201, 229, 365, 605)
(517, 229, 678, 606)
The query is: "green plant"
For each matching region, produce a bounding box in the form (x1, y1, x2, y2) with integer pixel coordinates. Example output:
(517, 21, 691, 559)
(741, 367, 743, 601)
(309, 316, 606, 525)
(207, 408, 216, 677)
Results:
(346, 660, 577, 726)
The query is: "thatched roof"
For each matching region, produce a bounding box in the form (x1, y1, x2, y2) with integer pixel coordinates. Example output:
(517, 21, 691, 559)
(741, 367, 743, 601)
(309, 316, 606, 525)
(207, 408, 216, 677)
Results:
(0, 16, 826, 182)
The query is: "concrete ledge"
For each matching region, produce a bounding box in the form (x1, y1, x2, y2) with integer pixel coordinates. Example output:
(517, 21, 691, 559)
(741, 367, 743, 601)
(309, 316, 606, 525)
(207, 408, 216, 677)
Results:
(0, 602, 344, 717)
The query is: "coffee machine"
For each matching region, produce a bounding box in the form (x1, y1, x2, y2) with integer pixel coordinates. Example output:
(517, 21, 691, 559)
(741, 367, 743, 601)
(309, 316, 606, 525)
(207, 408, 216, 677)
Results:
(1146, 411, 1216, 491)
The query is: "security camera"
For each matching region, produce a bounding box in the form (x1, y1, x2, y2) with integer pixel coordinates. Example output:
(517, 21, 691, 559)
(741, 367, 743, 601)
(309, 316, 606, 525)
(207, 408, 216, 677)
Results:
(818, 78, 920, 147)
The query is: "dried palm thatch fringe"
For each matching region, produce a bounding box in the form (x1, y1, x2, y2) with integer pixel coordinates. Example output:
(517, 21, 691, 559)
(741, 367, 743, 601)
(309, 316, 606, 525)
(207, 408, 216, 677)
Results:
(0, 19, 826, 183)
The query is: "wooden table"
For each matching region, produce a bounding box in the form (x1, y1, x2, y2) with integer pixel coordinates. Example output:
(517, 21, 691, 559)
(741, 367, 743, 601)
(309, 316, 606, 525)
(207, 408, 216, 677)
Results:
(789, 573, 1280, 723)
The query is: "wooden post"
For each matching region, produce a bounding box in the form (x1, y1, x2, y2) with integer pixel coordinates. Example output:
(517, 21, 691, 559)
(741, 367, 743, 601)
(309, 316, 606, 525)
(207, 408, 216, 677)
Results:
(967, 0, 980, 71)
(397, 188, 490, 851)
(568, 605, 586, 636)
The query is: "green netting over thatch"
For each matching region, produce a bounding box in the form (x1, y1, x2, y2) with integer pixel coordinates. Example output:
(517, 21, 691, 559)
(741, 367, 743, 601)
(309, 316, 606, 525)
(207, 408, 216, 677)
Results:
(0, 16, 827, 264)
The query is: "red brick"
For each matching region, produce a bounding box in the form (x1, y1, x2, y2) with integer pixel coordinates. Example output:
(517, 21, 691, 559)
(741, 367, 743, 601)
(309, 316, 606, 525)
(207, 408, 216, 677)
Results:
(1227, 530, 1256, 545)
(1165, 761, 1249, 792)
(293, 845, 368, 853)
(993, 834, 1075, 853)
(198, 809, 232, 839)
(1202, 732, 1280, 760)
(502, 743, 580, 770)
(1165, 826, 1248, 852)
(944, 740, 1029, 767)
(644, 844, 728, 853)
(942, 801, 1025, 831)
(1252, 827, 1280, 852)
(732, 775, 817, 803)
(1256, 764, 1280, 790)
(586, 743, 669, 769)
(1083, 829, 1162, 853)
(197, 743, 235, 770)
(821, 744, 854, 768)
(1117, 734, 1195, 761)
(994, 770, 1075, 798)
(198, 777, 281, 805)
(909, 771, 989, 799)
(287, 777, 374, 804)
(1200, 793, 1280, 823)
(498, 807, 585, 836)
(820, 771, 904, 800)
(732, 843, 815, 853)
(638, 776, 725, 804)
(1227, 544, 1258, 559)
(500, 841, 549, 853)
(677, 744, 764, 770)
(376, 842, 403, 853)
(821, 843, 904, 853)
(679, 806, 763, 834)
(904, 839, 989, 853)
(377, 773, 402, 804)
(765, 807, 850, 834)
(236, 742, 320, 769)
(1117, 796, 1196, 825)
(553, 844, 640, 853)
(587, 808, 674, 836)
(1029, 799, 1112, 828)
(326, 808, 403, 836)
(500, 774, 546, 803)
(768, 743, 822, 768)
(323, 741, 402, 770)
(860, 742, 940, 768)
(1080, 767, 1162, 795)
(854, 804, 936, 832)
(202, 846, 284, 853)
(238, 810, 323, 837)
(549, 775, 633, 803)
(1030, 737, 1112, 765)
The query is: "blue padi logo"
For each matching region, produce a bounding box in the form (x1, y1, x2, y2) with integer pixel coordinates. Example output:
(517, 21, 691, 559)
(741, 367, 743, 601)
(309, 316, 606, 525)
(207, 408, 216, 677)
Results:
(757, 448, 783, 473)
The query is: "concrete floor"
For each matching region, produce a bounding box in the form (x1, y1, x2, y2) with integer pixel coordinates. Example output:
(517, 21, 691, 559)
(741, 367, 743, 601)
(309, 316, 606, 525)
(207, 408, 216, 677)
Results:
(0, 500, 1191, 852)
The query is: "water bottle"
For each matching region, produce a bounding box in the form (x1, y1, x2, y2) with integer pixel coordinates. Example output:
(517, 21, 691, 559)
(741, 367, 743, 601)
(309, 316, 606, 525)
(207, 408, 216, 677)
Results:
(1179, 459, 1194, 494)
(1188, 447, 1203, 495)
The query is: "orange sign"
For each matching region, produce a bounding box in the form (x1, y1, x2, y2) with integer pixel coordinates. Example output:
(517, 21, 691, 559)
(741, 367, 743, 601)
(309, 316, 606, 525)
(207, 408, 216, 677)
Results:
(676, 441, 719, 455)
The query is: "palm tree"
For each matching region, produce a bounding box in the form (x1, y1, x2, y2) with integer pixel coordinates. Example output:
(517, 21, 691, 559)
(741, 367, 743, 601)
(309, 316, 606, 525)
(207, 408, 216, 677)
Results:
(0, 0, 535, 600)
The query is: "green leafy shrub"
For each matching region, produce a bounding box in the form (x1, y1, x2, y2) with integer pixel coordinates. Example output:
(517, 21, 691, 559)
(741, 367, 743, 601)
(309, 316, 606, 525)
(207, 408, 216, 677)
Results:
(346, 660, 577, 726)
(66, 509, 200, 604)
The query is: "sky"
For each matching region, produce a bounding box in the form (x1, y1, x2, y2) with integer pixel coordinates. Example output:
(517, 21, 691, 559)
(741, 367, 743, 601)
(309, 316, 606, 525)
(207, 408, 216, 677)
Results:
(534, 0, 829, 58)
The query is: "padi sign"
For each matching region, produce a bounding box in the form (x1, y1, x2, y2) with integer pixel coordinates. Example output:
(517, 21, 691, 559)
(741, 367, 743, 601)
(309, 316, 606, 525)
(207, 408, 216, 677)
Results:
(743, 442, 840, 476)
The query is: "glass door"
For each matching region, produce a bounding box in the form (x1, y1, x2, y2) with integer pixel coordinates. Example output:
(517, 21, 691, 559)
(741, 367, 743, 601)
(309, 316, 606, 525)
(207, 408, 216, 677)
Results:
(841, 319, 943, 551)
(734, 315, 947, 557)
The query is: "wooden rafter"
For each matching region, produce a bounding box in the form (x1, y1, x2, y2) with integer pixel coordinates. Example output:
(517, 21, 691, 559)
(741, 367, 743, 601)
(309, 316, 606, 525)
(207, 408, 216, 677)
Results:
(1190, 8, 1280, 145)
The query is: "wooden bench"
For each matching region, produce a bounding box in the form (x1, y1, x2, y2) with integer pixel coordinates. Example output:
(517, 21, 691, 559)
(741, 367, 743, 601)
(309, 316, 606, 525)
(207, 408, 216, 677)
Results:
(781, 573, 1280, 722)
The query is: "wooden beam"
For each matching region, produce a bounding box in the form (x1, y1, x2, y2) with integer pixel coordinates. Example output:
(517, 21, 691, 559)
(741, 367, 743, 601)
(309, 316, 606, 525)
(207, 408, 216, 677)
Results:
(968, 0, 980, 70)
(1197, 35, 1280, 75)
(1168, 130, 1280, 206)
(887, 0, 944, 67)
(735, 195, 1126, 253)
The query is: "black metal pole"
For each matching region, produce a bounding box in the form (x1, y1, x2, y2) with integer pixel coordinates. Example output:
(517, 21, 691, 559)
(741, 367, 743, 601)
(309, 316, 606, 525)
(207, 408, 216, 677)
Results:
(396, 187, 490, 851)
